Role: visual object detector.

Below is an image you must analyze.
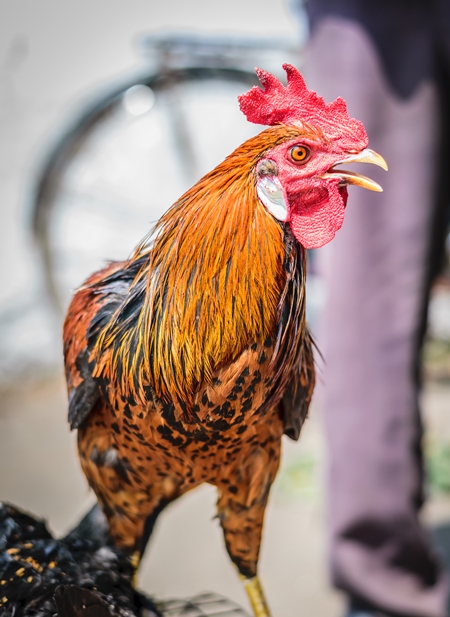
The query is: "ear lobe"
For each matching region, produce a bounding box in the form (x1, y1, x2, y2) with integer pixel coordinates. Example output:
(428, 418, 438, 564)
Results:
(256, 175, 288, 222)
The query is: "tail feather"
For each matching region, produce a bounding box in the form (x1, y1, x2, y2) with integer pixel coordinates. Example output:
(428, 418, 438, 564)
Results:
(0, 502, 156, 616)
(64, 504, 110, 547)
(54, 585, 112, 617)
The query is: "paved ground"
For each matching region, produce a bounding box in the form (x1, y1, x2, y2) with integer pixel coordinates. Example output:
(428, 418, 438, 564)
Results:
(1, 371, 450, 617)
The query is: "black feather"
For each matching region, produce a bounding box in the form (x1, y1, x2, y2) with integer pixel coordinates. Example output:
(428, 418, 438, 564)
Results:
(280, 331, 315, 441)
(0, 503, 160, 617)
(68, 347, 99, 430)
(54, 585, 112, 617)
(67, 260, 147, 430)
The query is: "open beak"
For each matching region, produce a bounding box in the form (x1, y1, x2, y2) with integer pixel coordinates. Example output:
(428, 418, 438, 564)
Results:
(320, 148, 388, 192)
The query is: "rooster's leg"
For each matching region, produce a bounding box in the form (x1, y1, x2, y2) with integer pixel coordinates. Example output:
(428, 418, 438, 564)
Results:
(217, 489, 272, 617)
(240, 575, 271, 617)
(216, 444, 279, 617)
(101, 498, 171, 589)
(79, 420, 178, 578)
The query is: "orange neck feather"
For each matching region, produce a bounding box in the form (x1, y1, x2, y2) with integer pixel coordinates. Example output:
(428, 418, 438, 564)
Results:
(96, 125, 305, 409)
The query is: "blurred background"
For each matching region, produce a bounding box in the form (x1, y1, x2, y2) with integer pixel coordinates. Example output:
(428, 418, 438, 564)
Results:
(2, 1, 450, 616)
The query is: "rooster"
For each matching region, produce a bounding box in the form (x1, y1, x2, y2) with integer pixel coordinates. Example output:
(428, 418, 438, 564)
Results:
(63, 65, 387, 617)
(0, 502, 159, 616)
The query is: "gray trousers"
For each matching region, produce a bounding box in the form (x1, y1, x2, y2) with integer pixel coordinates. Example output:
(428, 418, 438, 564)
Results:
(304, 2, 450, 615)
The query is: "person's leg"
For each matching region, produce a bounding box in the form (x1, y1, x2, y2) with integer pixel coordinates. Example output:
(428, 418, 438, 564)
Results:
(304, 4, 449, 616)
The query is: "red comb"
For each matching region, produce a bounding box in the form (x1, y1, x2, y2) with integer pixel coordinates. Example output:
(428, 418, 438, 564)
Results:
(238, 64, 367, 146)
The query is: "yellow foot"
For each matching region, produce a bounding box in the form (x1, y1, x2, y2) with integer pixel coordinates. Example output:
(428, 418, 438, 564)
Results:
(130, 550, 140, 588)
(240, 575, 272, 617)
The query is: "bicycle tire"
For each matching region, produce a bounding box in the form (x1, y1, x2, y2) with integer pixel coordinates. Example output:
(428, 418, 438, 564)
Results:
(31, 66, 260, 313)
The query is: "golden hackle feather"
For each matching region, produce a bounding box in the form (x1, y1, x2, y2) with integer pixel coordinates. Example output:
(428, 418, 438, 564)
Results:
(92, 125, 306, 415)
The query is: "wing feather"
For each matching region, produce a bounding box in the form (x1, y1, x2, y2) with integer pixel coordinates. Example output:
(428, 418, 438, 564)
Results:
(63, 260, 144, 430)
(281, 330, 315, 441)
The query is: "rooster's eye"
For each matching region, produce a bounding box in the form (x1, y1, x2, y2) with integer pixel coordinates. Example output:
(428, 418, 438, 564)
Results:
(290, 145, 310, 164)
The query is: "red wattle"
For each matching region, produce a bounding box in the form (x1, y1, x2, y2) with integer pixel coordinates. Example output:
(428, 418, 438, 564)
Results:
(288, 186, 348, 249)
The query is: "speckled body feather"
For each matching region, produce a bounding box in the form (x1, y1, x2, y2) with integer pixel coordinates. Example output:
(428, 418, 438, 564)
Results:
(0, 503, 158, 616)
(63, 124, 315, 578)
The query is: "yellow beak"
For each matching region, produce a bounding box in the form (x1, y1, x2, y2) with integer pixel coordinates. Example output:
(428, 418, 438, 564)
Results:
(320, 148, 388, 192)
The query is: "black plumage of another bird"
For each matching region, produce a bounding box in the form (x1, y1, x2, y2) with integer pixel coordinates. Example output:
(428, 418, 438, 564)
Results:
(0, 502, 160, 617)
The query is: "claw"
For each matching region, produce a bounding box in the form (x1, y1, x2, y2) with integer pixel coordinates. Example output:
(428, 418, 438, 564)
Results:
(130, 550, 140, 588)
(240, 574, 272, 617)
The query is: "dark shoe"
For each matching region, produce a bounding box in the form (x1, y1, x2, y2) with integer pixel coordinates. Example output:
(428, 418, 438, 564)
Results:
(346, 609, 390, 617)
(345, 600, 412, 617)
